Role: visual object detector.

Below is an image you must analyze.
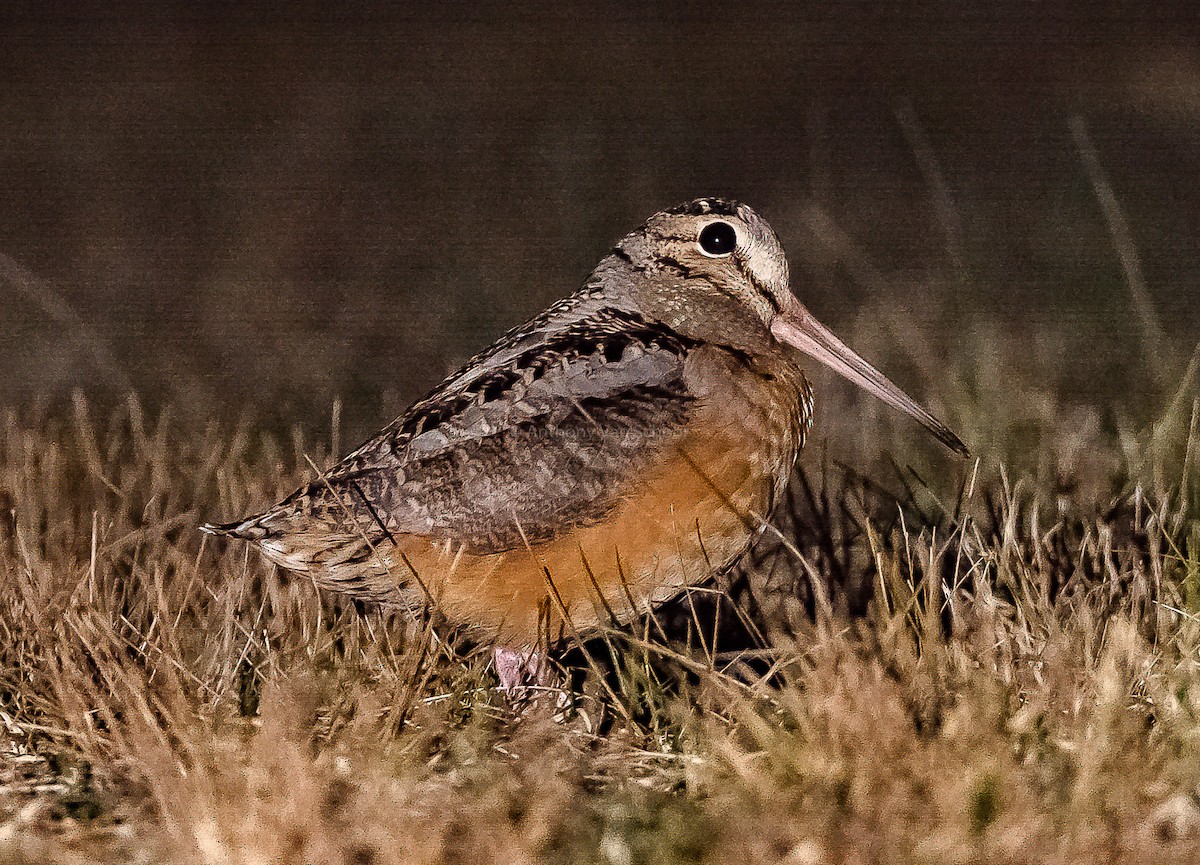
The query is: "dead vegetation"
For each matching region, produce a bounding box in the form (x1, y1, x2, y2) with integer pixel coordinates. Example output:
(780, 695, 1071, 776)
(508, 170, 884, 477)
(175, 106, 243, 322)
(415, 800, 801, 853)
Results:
(0, 347, 1197, 864)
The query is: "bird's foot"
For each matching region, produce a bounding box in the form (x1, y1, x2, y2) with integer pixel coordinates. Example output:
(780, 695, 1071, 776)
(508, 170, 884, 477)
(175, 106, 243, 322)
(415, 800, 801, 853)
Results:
(493, 647, 575, 718)
(493, 646, 543, 695)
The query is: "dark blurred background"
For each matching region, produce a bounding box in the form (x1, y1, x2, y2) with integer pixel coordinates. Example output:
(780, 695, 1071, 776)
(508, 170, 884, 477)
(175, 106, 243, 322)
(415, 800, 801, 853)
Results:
(3, 3, 1199, 458)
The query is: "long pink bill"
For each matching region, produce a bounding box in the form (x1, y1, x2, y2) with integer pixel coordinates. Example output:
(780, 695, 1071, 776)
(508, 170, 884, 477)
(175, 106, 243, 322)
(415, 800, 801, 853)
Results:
(770, 297, 970, 457)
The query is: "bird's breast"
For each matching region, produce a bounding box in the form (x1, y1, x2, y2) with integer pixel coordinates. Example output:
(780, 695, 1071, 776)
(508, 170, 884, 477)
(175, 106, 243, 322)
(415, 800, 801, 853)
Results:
(385, 344, 812, 646)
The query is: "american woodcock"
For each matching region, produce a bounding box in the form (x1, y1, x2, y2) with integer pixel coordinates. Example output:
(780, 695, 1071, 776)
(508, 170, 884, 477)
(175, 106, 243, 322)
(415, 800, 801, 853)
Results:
(204, 198, 967, 689)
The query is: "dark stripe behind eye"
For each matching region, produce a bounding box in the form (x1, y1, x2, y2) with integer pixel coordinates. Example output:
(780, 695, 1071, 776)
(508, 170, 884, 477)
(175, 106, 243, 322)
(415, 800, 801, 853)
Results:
(646, 230, 782, 312)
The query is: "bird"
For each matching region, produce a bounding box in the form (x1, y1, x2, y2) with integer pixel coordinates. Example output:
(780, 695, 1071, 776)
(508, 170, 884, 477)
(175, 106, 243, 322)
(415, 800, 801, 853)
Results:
(203, 198, 967, 691)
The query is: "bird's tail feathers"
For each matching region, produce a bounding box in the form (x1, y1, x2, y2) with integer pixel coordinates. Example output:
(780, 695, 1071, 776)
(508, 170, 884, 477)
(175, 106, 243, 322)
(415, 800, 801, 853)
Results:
(200, 514, 272, 541)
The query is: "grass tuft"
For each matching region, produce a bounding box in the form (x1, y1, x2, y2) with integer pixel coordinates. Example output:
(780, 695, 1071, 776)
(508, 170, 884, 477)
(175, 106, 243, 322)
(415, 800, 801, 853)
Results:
(0, 360, 1198, 861)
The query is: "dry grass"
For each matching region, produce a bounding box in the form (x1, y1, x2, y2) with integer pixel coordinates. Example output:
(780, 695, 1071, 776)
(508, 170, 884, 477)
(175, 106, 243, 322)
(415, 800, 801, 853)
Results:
(2, 10, 1197, 863)
(0, 343, 1198, 864)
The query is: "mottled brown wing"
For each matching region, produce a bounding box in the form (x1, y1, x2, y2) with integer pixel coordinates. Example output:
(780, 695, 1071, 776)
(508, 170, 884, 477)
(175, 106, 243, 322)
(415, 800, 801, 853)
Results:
(216, 308, 698, 557)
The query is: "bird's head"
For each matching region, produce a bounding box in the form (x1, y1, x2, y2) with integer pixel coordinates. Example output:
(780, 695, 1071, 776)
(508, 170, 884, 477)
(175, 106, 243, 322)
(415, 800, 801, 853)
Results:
(610, 198, 968, 456)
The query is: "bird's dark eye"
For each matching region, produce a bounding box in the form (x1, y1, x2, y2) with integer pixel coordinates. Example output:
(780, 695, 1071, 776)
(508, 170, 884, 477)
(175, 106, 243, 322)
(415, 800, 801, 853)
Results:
(698, 221, 738, 257)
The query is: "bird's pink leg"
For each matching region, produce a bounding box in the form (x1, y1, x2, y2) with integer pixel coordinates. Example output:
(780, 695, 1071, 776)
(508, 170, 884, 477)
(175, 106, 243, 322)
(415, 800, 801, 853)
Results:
(493, 646, 542, 695)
